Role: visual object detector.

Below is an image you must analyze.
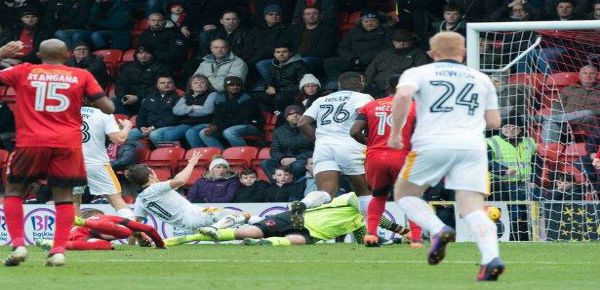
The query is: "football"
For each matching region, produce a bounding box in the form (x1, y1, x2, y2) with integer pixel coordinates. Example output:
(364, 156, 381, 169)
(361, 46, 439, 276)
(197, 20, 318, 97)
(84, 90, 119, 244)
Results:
(484, 206, 501, 222)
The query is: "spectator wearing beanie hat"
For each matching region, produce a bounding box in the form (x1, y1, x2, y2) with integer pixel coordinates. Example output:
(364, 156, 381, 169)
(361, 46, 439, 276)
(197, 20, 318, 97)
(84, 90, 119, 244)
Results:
(261, 104, 314, 181)
(187, 155, 239, 203)
(0, 7, 52, 66)
(239, 3, 287, 88)
(200, 76, 263, 149)
(65, 41, 110, 88)
(322, 9, 392, 90)
(296, 73, 325, 109)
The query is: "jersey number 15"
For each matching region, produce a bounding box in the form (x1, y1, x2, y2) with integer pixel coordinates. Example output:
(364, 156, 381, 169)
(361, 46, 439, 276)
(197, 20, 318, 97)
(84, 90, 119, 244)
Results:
(31, 81, 71, 112)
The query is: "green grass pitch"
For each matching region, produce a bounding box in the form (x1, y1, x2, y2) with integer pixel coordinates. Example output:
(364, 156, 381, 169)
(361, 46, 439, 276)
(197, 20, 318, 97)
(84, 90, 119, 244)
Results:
(1, 242, 598, 290)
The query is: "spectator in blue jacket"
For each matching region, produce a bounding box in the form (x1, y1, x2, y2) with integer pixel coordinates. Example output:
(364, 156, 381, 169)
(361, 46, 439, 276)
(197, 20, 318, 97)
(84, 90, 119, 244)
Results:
(187, 155, 239, 203)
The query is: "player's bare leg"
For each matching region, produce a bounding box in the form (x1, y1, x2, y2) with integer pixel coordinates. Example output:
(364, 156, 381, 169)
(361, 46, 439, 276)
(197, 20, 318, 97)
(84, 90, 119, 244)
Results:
(346, 174, 372, 216)
(3, 183, 28, 266)
(73, 194, 83, 216)
(47, 186, 75, 266)
(105, 193, 135, 220)
(315, 170, 341, 198)
(455, 190, 504, 281)
(393, 178, 455, 265)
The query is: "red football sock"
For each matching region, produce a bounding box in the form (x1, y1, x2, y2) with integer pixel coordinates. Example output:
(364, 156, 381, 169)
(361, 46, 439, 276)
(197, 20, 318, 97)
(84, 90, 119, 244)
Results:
(409, 220, 422, 241)
(4, 196, 25, 247)
(66, 240, 113, 250)
(84, 220, 132, 239)
(51, 203, 75, 254)
(367, 195, 388, 235)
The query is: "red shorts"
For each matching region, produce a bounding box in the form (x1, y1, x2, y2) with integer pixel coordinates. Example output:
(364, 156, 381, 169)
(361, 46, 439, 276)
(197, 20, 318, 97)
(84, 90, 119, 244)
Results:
(365, 150, 409, 196)
(7, 147, 87, 187)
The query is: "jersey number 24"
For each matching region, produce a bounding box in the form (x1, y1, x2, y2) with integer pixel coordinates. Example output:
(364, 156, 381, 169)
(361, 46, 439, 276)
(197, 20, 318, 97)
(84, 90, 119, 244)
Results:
(429, 81, 479, 116)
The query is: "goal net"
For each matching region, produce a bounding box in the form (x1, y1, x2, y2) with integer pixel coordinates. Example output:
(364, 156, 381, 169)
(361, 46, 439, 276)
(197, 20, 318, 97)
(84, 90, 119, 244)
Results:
(467, 21, 600, 241)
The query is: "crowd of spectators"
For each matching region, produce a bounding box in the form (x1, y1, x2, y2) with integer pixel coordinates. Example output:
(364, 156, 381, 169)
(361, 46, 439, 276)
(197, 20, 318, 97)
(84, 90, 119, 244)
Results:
(1, 0, 600, 205)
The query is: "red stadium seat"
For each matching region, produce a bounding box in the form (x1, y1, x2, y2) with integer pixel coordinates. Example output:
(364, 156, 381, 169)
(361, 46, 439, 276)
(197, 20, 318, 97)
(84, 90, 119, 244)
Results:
(122, 49, 136, 63)
(253, 164, 270, 182)
(508, 73, 545, 91)
(184, 167, 206, 187)
(178, 147, 222, 170)
(252, 147, 271, 167)
(135, 147, 151, 163)
(564, 142, 587, 161)
(537, 143, 564, 163)
(558, 163, 586, 184)
(151, 167, 172, 181)
(130, 115, 137, 127)
(93, 49, 123, 77)
(223, 146, 258, 168)
(547, 72, 579, 89)
(105, 83, 116, 99)
(145, 147, 186, 174)
(135, 20, 150, 30)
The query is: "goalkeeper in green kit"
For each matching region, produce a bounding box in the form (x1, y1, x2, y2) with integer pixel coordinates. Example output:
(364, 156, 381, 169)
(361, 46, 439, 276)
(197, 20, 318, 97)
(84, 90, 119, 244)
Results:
(164, 192, 409, 246)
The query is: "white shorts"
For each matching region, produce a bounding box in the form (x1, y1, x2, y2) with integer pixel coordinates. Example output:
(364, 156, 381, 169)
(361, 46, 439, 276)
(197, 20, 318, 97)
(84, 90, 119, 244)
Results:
(399, 149, 490, 195)
(312, 143, 365, 176)
(73, 163, 121, 196)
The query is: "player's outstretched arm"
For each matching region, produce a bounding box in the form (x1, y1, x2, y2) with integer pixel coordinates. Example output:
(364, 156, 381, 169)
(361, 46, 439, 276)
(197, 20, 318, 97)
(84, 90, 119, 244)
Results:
(93, 96, 115, 114)
(298, 115, 316, 141)
(350, 118, 368, 145)
(169, 151, 201, 188)
(108, 119, 133, 144)
(485, 109, 501, 129)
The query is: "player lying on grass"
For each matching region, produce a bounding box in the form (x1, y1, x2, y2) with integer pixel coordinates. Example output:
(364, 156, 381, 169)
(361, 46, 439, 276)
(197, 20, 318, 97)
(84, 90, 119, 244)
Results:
(164, 192, 409, 246)
(36, 209, 165, 250)
(126, 152, 254, 233)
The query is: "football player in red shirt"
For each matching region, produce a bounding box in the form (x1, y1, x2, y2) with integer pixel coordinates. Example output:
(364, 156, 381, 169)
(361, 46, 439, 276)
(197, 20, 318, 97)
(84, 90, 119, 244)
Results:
(0, 39, 115, 267)
(36, 209, 165, 251)
(350, 75, 421, 247)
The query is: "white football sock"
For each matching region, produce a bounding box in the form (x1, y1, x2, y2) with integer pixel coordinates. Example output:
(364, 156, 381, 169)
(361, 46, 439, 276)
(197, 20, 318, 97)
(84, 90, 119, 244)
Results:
(248, 215, 264, 224)
(463, 210, 500, 265)
(358, 195, 372, 216)
(396, 196, 446, 234)
(116, 208, 135, 220)
(301, 191, 332, 209)
(212, 214, 247, 229)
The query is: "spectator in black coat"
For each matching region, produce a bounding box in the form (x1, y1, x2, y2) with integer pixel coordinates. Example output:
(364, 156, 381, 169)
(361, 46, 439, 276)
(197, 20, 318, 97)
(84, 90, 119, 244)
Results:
(285, 7, 338, 74)
(239, 4, 287, 84)
(138, 13, 186, 70)
(127, 75, 181, 147)
(199, 76, 263, 149)
(260, 42, 310, 113)
(291, 0, 339, 26)
(264, 165, 305, 202)
(261, 105, 313, 181)
(178, 0, 234, 42)
(114, 46, 171, 115)
(0, 8, 53, 67)
(0, 0, 39, 31)
(197, 10, 247, 57)
(447, 0, 501, 21)
(489, 0, 543, 22)
(65, 41, 110, 88)
(322, 10, 392, 90)
(234, 168, 269, 202)
(43, 0, 92, 42)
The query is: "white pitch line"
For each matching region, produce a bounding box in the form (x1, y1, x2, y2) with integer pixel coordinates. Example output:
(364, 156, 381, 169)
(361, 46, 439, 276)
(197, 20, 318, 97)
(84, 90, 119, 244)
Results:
(20, 259, 600, 265)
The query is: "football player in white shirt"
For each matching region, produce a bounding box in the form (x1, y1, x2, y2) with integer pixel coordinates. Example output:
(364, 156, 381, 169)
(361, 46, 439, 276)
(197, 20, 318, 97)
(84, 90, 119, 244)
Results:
(388, 32, 504, 281)
(127, 152, 251, 232)
(296, 72, 374, 223)
(73, 105, 135, 220)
